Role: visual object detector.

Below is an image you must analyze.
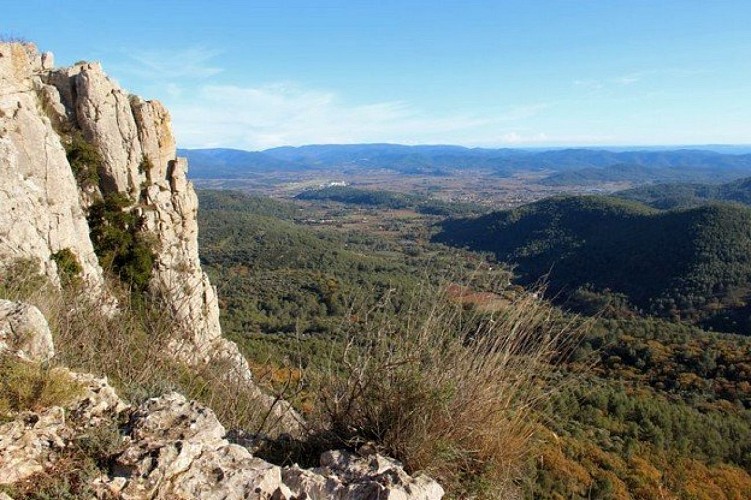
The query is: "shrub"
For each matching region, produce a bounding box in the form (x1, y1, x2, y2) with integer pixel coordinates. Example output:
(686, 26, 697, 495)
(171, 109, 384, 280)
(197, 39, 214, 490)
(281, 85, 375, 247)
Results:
(302, 286, 582, 498)
(138, 155, 154, 176)
(88, 193, 155, 292)
(51, 248, 82, 285)
(64, 131, 101, 189)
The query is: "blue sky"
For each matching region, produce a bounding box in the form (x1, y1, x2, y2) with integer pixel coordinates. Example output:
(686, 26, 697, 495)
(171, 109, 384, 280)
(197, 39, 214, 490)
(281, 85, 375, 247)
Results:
(6, 1, 751, 149)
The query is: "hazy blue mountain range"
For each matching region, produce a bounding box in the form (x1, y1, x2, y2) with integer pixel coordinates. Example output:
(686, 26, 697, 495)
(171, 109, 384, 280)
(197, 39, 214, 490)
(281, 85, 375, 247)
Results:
(179, 145, 751, 181)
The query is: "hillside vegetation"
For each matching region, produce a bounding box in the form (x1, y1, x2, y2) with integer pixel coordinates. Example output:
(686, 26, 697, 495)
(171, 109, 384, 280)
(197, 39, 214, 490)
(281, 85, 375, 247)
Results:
(197, 190, 751, 497)
(435, 196, 751, 333)
(540, 163, 750, 186)
(197, 190, 493, 337)
(295, 185, 484, 216)
(618, 176, 751, 209)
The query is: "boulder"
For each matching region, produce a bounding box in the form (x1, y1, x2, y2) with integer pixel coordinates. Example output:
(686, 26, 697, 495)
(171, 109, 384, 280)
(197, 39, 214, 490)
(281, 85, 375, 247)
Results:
(283, 450, 445, 500)
(0, 367, 127, 486)
(106, 393, 292, 499)
(0, 300, 54, 361)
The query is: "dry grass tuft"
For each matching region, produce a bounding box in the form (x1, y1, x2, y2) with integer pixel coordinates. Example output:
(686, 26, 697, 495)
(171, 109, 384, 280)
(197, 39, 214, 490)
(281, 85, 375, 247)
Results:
(0, 356, 83, 417)
(306, 285, 584, 498)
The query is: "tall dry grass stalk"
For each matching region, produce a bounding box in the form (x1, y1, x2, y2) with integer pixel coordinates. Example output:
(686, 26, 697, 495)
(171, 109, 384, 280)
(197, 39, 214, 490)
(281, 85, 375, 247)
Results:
(308, 284, 584, 498)
(0, 259, 295, 436)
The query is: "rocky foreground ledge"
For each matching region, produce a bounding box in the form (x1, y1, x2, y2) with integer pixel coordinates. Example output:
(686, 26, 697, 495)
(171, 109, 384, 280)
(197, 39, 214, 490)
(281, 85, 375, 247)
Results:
(0, 299, 444, 499)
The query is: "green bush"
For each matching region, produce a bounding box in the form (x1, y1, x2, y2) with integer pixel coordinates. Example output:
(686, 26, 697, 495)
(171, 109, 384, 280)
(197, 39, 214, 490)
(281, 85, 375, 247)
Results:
(138, 155, 154, 176)
(64, 131, 101, 189)
(51, 248, 82, 284)
(88, 193, 155, 292)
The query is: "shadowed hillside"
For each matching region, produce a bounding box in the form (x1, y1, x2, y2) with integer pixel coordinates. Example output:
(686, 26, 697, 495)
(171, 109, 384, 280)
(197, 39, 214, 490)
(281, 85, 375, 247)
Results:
(435, 196, 751, 332)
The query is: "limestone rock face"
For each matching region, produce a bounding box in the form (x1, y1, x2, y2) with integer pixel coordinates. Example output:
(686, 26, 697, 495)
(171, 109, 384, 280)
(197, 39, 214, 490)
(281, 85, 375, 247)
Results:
(0, 43, 104, 288)
(42, 46, 254, 386)
(0, 299, 54, 361)
(0, 41, 255, 398)
(283, 450, 445, 500)
(130, 97, 175, 182)
(105, 393, 292, 499)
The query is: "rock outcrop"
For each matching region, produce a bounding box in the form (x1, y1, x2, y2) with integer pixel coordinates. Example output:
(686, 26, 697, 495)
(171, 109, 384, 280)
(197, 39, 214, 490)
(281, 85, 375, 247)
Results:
(0, 43, 104, 288)
(283, 450, 445, 499)
(0, 41, 256, 395)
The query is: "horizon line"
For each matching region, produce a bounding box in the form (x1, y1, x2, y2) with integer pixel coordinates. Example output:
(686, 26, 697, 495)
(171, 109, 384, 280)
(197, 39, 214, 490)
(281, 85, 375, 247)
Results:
(176, 142, 751, 153)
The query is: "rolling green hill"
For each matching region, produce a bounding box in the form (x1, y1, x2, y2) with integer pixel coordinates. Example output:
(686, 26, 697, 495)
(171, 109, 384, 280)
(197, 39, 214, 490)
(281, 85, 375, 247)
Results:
(618, 176, 751, 209)
(539, 163, 750, 186)
(434, 196, 751, 332)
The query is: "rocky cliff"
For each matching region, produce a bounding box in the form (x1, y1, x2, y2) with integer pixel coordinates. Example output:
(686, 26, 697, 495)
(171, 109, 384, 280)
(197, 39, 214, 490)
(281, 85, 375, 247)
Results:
(0, 41, 444, 498)
(0, 41, 251, 383)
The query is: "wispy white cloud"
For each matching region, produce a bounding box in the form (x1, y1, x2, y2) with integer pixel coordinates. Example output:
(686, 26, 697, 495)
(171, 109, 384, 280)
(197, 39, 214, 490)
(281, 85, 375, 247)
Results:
(611, 73, 642, 85)
(575, 67, 707, 92)
(167, 82, 523, 149)
(116, 47, 223, 80)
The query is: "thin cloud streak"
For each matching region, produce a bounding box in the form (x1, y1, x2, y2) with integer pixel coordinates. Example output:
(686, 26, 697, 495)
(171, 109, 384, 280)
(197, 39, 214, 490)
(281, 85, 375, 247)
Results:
(168, 83, 522, 149)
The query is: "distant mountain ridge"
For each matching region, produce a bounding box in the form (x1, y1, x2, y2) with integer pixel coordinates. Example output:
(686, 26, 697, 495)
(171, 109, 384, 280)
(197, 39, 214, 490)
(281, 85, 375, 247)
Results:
(179, 145, 751, 181)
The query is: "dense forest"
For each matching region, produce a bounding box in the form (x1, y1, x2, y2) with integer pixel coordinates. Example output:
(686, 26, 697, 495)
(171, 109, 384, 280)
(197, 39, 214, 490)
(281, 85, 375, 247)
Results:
(435, 195, 751, 334)
(197, 190, 491, 337)
(197, 189, 751, 497)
